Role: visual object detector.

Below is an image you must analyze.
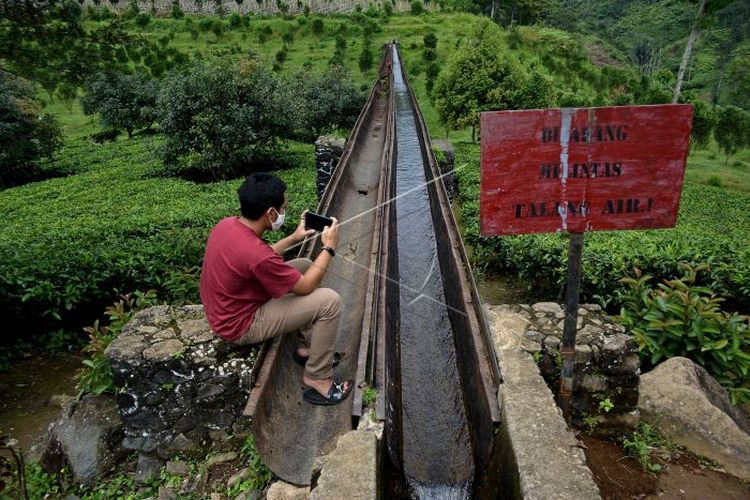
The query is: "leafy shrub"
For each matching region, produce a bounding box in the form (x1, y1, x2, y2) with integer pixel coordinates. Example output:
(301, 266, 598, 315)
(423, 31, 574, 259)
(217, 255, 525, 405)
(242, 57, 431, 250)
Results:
(618, 265, 750, 404)
(359, 41, 373, 73)
(423, 32, 437, 49)
(289, 65, 366, 141)
(81, 71, 158, 138)
(707, 175, 723, 188)
(0, 135, 317, 334)
(689, 98, 716, 150)
(229, 434, 273, 496)
(715, 105, 750, 164)
(157, 58, 296, 180)
(411, 0, 424, 14)
(275, 47, 288, 63)
(0, 73, 62, 189)
(77, 290, 158, 397)
(134, 12, 151, 28)
(171, 0, 184, 19)
(311, 18, 324, 35)
(228, 13, 242, 28)
(383, 1, 393, 16)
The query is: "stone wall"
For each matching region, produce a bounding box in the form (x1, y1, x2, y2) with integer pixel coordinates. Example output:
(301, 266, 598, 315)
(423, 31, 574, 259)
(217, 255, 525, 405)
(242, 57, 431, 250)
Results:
(486, 302, 640, 434)
(104, 305, 259, 462)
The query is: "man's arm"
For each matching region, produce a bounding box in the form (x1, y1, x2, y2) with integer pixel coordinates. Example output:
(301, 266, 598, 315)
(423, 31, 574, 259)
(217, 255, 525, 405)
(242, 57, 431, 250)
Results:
(292, 218, 339, 296)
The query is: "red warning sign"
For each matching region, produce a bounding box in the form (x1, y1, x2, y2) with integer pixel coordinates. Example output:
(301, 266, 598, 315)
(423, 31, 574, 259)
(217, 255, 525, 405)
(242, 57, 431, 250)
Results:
(480, 104, 693, 236)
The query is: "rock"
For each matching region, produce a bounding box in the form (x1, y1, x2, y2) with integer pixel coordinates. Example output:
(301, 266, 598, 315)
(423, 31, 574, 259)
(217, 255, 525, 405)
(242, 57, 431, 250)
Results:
(580, 374, 608, 393)
(143, 339, 185, 362)
(227, 467, 251, 488)
(48, 394, 74, 409)
(136, 454, 164, 484)
(639, 357, 750, 480)
(484, 305, 530, 350)
(50, 394, 125, 485)
(210, 494, 224, 500)
(267, 481, 309, 500)
(205, 451, 238, 469)
(310, 432, 377, 500)
(166, 460, 189, 476)
(158, 486, 177, 500)
(105, 305, 259, 457)
(532, 302, 563, 316)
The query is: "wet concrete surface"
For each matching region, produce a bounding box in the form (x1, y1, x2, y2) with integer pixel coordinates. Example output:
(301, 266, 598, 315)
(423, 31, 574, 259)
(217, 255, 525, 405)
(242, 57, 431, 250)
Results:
(391, 46, 474, 495)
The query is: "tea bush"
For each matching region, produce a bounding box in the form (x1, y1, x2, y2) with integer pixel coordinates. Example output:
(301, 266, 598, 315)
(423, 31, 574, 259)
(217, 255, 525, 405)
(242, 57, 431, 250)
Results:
(619, 265, 750, 404)
(0, 135, 317, 336)
(454, 142, 750, 313)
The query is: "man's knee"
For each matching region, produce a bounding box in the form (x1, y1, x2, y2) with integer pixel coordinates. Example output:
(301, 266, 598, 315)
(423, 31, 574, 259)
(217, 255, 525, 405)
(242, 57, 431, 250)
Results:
(314, 287, 342, 317)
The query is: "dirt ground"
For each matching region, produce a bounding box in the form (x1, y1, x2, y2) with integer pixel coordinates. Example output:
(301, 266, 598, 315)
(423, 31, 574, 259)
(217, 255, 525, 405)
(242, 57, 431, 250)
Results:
(581, 434, 750, 500)
(0, 353, 83, 451)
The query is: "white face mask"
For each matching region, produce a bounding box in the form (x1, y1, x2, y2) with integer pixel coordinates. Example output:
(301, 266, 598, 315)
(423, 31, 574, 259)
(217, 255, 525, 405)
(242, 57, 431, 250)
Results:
(270, 208, 285, 231)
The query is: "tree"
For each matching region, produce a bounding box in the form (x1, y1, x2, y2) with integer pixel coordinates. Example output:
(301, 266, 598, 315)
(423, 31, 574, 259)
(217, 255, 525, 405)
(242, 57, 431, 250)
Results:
(0, 73, 62, 188)
(80, 72, 158, 138)
(714, 105, 750, 164)
(432, 20, 554, 140)
(689, 99, 717, 150)
(673, 0, 737, 103)
(290, 65, 366, 141)
(0, 0, 139, 101)
(725, 50, 750, 110)
(359, 38, 373, 73)
(157, 58, 295, 180)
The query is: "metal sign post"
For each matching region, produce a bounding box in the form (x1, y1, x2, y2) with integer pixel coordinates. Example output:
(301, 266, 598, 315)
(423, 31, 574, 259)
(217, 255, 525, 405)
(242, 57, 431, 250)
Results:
(559, 232, 584, 419)
(479, 104, 693, 423)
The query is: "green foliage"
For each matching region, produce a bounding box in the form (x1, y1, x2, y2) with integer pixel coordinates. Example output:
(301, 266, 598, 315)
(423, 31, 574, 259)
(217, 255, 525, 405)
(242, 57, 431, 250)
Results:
(359, 39, 374, 73)
(24, 463, 61, 498)
(0, 73, 62, 189)
(0, 134, 317, 331)
(157, 58, 296, 180)
(715, 105, 750, 164)
(622, 423, 669, 473)
(0, 0, 139, 100)
(134, 12, 152, 28)
(311, 18, 324, 35)
(598, 397, 614, 413)
(230, 433, 273, 496)
(707, 174, 724, 188)
(411, 0, 425, 15)
(423, 32, 438, 49)
(289, 65, 365, 140)
(618, 264, 750, 404)
(690, 99, 718, 150)
(77, 290, 158, 397)
(433, 20, 555, 137)
(362, 386, 377, 407)
(171, 0, 185, 19)
(81, 72, 158, 138)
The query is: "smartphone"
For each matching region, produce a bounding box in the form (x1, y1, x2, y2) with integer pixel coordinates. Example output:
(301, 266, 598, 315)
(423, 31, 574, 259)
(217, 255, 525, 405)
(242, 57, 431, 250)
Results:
(305, 212, 334, 232)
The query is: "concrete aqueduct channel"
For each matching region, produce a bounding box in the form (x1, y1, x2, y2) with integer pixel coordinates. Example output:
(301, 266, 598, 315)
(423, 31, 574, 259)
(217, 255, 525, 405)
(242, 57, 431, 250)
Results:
(246, 44, 502, 496)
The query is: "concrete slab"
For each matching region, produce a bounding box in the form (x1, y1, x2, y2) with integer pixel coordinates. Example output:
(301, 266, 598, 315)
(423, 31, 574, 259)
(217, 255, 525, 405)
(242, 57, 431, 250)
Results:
(487, 305, 601, 500)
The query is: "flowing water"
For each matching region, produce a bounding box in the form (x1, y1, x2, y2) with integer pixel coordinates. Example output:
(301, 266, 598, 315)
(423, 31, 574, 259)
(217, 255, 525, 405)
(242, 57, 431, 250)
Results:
(392, 46, 474, 498)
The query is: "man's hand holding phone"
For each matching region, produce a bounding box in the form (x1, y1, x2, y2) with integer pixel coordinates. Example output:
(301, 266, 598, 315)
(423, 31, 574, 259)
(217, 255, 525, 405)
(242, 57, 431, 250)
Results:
(320, 217, 339, 251)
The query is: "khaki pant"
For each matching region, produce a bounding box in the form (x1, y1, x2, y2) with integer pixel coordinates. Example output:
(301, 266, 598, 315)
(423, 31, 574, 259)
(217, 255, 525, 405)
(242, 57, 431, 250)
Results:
(232, 258, 342, 380)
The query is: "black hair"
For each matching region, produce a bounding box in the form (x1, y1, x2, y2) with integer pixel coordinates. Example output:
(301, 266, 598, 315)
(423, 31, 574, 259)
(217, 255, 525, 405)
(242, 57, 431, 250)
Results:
(238, 172, 286, 220)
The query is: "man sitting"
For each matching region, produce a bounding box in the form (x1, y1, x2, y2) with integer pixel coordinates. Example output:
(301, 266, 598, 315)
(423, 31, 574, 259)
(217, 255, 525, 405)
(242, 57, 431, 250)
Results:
(200, 172, 351, 405)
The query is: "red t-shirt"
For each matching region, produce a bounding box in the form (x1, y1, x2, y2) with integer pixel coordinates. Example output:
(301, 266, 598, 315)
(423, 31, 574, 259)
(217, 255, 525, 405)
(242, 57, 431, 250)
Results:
(200, 217, 302, 341)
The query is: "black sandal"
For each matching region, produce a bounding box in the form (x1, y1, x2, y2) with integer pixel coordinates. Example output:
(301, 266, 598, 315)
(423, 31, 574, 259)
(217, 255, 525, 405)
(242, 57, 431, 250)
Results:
(293, 350, 342, 368)
(303, 379, 353, 406)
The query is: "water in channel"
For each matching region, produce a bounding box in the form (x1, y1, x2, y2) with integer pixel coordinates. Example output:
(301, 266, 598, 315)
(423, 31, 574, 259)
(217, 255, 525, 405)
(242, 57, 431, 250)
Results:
(391, 46, 474, 498)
